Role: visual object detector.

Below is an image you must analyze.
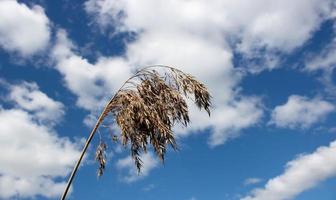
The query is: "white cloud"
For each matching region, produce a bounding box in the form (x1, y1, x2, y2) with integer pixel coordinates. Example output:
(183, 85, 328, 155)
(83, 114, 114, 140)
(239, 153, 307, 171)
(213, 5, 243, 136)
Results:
(305, 38, 336, 72)
(236, 0, 332, 53)
(85, 0, 334, 63)
(174, 97, 263, 147)
(244, 178, 262, 186)
(8, 82, 64, 125)
(241, 140, 336, 200)
(0, 0, 50, 56)
(0, 108, 81, 199)
(0, 82, 81, 199)
(270, 95, 335, 129)
(116, 152, 159, 183)
(304, 37, 336, 96)
(0, 175, 67, 199)
(52, 30, 132, 111)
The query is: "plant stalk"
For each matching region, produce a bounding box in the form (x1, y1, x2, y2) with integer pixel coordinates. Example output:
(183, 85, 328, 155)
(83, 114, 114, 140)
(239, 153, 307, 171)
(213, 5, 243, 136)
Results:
(60, 105, 108, 200)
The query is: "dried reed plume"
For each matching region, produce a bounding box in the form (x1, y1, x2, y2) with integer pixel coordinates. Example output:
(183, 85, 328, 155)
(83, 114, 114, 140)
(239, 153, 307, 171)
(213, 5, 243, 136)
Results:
(61, 65, 211, 200)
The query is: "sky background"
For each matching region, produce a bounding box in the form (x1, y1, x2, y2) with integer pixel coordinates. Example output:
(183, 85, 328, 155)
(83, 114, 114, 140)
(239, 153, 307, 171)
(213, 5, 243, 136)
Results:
(0, 0, 336, 200)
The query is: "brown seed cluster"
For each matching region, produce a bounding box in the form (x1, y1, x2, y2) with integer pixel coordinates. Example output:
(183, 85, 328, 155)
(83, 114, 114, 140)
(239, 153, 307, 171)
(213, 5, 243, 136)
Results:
(95, 66, 211, 175)
(95, 142, 107, 177)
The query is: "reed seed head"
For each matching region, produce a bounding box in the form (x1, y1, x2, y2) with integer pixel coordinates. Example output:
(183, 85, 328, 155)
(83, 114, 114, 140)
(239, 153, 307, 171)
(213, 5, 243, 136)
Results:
(95, 66, 211, 175)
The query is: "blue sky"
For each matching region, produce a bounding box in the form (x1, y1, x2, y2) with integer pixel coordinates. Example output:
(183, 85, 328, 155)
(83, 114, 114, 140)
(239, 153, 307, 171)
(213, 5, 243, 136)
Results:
(0, 0, 336, 200)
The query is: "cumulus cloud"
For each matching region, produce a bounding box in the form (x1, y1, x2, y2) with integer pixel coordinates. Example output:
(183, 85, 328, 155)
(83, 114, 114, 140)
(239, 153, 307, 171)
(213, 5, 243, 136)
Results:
(0, 0, 50, 56)
(116, 152, 159, 183)
(0, 82, 81, 199)
(241, 140, 336, 200)
(8, 82, 64, 125)
(0, 175, 66, 199)
(270, 95, 335, 129)
(85, 0, 335, 71)
(52, 30, 132, 111)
